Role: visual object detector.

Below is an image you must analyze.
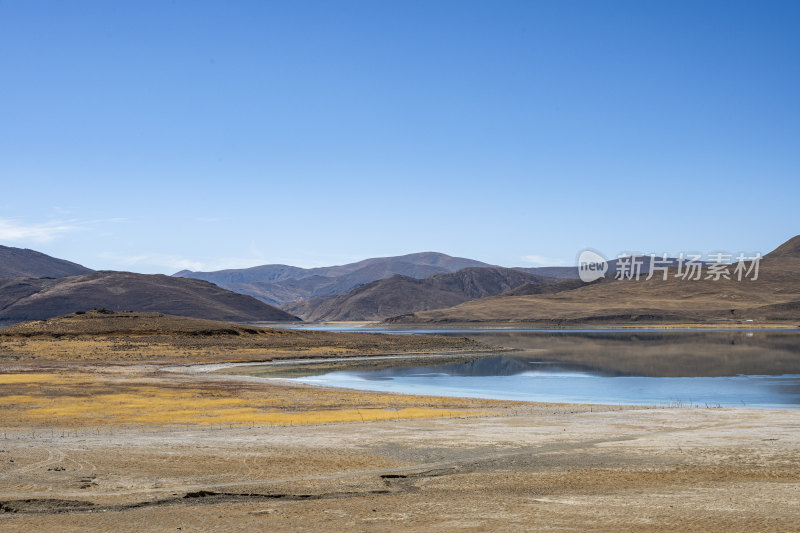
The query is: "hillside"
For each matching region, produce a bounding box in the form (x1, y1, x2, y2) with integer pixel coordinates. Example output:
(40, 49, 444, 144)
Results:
(514, 266, 580, 279)
(0, 245, 92, 278)
(766, 234, 800, 258)
(0, 309, 275, 337)
(387, 235, 800, 326)
(286, 267, 561, 321)
(515, 256, 683, 280)
(174, 252, 493, 306)
(231, 261, 454, 306)
(501, 277, 588, 296)
(0, 271, 299, 326)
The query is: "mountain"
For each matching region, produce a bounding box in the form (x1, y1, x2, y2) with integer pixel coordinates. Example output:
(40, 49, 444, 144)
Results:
(387, 236, 800, 326)
(174, 252, 493, 306)
(0, 245, 93, 278)
(514, 256, 684, 280)
(176, 252, 490, 283)
(514, 266, 580, 279)
(765, 234, 800, 258)
(0, 271, 299, 327)
(174, 264, 308, 285)
(285, 267, 561, 321)
(235, 262, 456, 306)
(501, 277, 588, 296)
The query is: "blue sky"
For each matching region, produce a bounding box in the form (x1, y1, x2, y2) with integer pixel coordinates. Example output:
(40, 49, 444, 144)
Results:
(1, 0, 798, 273)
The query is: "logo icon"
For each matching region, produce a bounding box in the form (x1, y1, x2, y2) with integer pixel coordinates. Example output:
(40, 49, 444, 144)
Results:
(578, 249, 608, 282)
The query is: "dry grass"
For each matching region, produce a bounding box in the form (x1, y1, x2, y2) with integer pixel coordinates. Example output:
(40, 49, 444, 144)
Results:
(0, 316, 489, 364)
(0, 370, 495, 429)
(1, 313, 798, 531)
(0, 314, 501, 429)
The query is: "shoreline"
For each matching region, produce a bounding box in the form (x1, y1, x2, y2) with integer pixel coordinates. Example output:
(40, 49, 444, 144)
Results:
(2, 339, 799, 529)
(261, 321, 800, 332)
(174, 349, 509, 373)
(194, 354, 800, 412)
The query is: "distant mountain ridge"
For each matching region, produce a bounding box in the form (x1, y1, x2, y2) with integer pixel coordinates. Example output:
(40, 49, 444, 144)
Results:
(0, 271, 299, 327)
(388, 235, 800, 325)
(0, 245, 93, 278)
(6, 239, 796, 328)
(285, 267, 563, 321)
(515, 256, 685, 280)
(514, 266, 580, 279)
(174, 252, 491, 283)
(174, 252, 493, 306)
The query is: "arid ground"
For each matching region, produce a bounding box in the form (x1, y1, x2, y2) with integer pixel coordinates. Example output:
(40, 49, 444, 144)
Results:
(1, 313, 798, 531)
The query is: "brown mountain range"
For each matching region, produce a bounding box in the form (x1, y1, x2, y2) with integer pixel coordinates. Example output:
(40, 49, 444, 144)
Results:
(387, 235, 800, 326)
(0, 245, 93, 278)
(285, 267, 564, 321)
(0, 271, 299, 327)
(173, 252, 493, 306)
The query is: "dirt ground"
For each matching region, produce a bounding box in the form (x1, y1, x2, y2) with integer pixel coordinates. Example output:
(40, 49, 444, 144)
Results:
(0, 314, 798, 531)
(0, 364, 798, 532)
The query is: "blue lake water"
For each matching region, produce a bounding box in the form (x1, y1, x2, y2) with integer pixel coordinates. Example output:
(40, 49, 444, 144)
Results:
(294, 360, 800, 408)
(277, 329, 800, 408)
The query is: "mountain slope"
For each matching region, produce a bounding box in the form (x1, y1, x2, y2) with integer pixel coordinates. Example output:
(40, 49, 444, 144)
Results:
(514, 266, 580, 279)
(285, 276, 467, 321)
(501, 277, 588, 296)
(286, 267, 562, 321)
(387, 236, 800, 325)
(765, 234, 800, 258)
(234, 262, 456, 306)
(0, 245, 93, 278)
(0, 271, 299, 326)
(174, 252, 493, 306)
(515, 256, 684, 280)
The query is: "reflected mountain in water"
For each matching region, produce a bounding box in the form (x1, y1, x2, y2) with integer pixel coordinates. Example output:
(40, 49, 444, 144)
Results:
(436, 331, 800, 378)
(358, 355, 622, 381)
(280, 331, 800, 407)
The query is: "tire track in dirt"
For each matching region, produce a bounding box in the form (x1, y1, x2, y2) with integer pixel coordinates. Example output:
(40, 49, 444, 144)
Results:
(0, 420, 734, 502)
(0, 446, 64, 481)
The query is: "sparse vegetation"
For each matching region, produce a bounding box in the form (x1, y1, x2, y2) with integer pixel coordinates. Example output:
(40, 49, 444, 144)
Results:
(0, 310, 489, 364)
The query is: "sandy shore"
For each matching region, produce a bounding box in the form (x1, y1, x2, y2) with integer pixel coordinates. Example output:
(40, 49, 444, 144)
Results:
(1, 360, 799, 531)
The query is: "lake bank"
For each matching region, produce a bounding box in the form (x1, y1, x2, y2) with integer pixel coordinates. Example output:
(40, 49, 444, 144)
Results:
(2, 395, 798, 531)
(2, 318, 800, 530)
(233, 329, 800, 409)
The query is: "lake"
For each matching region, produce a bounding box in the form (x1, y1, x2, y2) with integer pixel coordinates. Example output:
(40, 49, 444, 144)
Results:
(263, 328, 800, 408)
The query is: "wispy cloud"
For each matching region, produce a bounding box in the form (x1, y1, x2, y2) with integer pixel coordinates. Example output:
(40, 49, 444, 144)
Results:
(0, 218, 81, 243)
(521, 254, 567, 267)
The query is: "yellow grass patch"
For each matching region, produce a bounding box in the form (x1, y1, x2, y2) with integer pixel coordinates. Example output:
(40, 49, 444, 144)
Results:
(0, 371, 487, 428)
(0, 372, 74, 384)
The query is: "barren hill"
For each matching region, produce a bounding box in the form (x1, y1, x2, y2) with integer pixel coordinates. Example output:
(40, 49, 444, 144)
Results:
(0, 271, 299, 326)
(765, 234, 800, 258)
(286, 267, 561, 321)
(387, 236, 800, 326)
(230, 262, 452, 306)
(0, 245, 92, 278)
(174, 252, 493, 306)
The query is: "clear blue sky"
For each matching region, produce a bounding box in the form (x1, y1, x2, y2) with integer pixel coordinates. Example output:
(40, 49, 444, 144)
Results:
(1, 0, 798, 273)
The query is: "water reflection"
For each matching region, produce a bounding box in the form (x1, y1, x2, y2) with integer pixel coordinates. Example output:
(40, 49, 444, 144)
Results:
(288, 331, 800, 408)
(438, 331, 800, 378)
